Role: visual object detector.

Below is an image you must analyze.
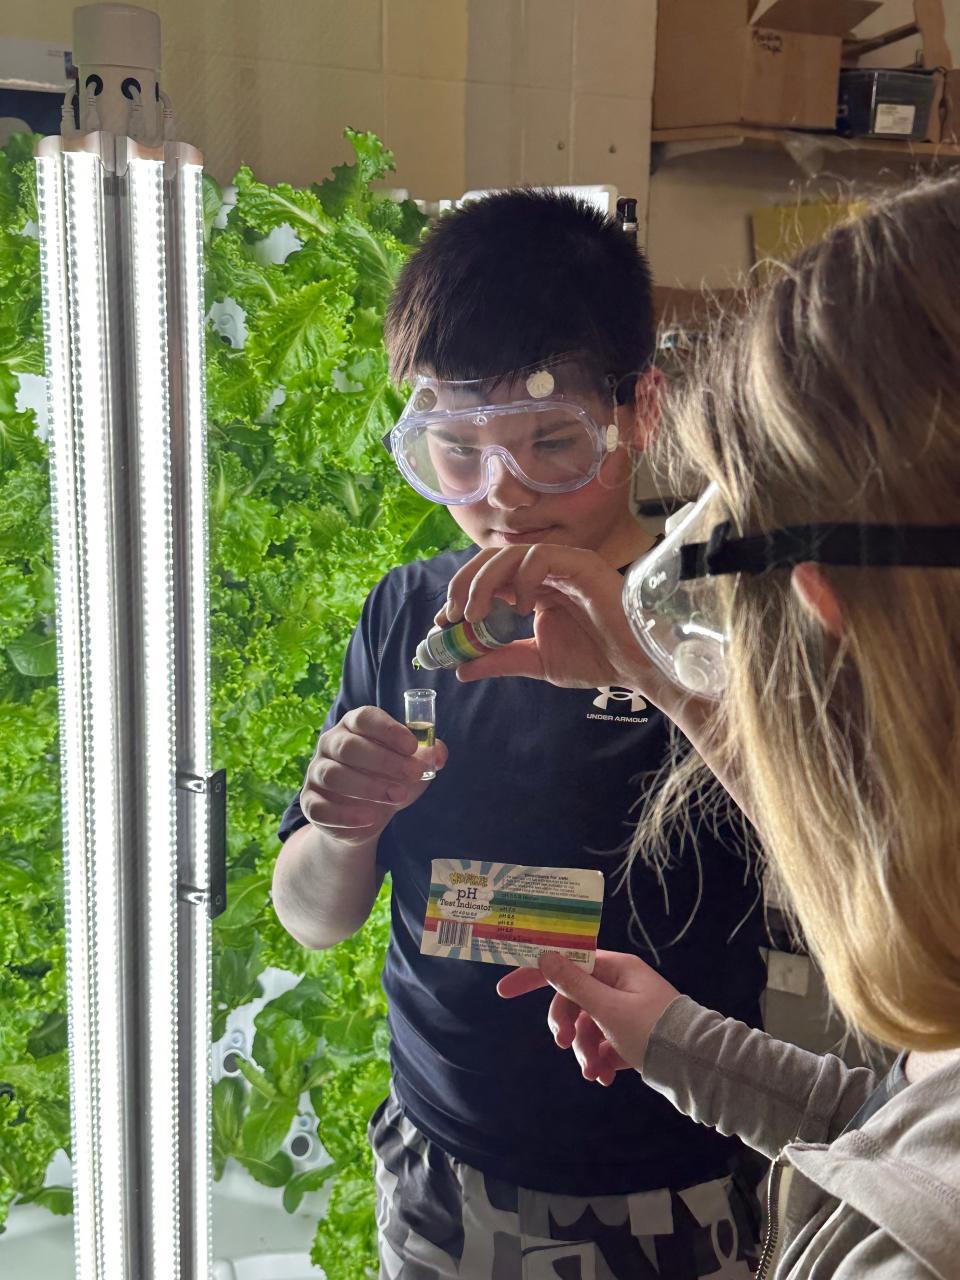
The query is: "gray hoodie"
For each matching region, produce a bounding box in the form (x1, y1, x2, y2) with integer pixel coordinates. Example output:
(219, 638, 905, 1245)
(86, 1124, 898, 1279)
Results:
(642, 997, 960, 1279)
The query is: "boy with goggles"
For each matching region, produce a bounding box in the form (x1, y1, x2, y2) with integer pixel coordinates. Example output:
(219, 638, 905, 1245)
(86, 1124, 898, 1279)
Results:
(273, 190, 766, 1279)
(384, 357, 623, 507)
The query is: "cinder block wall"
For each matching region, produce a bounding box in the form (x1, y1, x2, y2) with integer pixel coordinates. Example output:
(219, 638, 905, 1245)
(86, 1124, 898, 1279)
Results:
(6, 0, 656, 214)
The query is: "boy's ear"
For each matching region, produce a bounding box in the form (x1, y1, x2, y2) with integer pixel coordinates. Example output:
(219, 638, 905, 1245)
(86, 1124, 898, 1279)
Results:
(619, 367, 662, 453)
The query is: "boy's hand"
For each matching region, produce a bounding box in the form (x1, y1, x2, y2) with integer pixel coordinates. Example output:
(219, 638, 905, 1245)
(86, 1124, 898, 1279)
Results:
(438, 543, 748, 817)
(437, 544, 674, 704)
(300, 706, 447, 847)
(497, 950, 682, 1086)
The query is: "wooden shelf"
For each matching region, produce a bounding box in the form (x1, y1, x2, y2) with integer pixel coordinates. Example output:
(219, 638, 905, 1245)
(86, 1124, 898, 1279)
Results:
(651, 125, 960, 171)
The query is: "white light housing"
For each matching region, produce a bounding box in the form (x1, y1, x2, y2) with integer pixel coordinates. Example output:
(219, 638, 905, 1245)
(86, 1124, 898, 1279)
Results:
(170, 151, 215, 1280)
(36, 11, 215, 1277)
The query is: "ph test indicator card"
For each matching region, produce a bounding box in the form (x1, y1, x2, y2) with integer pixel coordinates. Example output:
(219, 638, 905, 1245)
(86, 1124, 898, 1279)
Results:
(421, 859, 604, 972)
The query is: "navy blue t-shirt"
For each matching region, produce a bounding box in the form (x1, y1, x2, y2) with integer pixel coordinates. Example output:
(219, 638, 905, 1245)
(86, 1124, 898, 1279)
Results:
(279, 548, 766, 1195)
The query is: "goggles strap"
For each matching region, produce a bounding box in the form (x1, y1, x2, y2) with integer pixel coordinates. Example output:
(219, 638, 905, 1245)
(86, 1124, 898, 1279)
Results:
(680, 523, 960, 580)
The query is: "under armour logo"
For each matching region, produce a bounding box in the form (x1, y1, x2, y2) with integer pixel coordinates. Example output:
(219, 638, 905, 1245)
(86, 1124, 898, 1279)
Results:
(593, 686, 647, 713)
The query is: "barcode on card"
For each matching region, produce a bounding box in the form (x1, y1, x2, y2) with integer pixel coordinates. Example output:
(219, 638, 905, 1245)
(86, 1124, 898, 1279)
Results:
(437, 919, 472, 948)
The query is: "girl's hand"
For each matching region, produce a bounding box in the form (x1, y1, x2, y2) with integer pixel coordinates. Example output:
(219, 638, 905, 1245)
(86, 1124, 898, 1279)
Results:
(436, 544, 676, 703)
(497, 950, 682, 1086)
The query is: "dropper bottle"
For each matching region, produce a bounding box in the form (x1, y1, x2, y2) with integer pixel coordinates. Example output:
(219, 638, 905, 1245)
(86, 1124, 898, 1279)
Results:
(413, 598, 532, 671)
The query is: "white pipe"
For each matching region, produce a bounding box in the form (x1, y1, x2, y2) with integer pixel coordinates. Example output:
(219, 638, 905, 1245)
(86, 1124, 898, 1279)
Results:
(73, 4, 161, 139)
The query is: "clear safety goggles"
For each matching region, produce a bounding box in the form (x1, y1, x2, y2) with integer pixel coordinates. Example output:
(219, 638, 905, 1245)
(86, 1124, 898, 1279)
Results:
(623, 481, 960, 700)
(383, 359, 621, 506)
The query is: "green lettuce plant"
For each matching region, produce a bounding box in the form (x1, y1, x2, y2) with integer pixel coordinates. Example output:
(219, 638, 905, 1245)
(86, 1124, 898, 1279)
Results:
(0, 129, 71, 1234)
(0, 128, 465, 1277)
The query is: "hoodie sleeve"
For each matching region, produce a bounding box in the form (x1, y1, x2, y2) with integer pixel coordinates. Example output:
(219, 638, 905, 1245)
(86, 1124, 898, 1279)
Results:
(832, 1230, 940, 1279)
(640, 995, 879, 1160)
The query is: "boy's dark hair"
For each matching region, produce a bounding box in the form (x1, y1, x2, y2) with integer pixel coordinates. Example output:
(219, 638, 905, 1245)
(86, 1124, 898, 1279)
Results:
(385, 188, 655, 403)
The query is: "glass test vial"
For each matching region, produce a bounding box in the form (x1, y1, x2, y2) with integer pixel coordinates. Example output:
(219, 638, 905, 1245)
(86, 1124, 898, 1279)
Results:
(404, 688, 437, 780)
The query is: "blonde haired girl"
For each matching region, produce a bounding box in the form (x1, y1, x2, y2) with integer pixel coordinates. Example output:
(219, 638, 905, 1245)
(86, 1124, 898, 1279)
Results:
(440, 175, 960, 1277)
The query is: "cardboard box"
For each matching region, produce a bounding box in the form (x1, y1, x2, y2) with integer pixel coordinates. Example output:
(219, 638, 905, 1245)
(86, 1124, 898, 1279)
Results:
(941, 69, 960, 145)
(654, 0, 881, 132)
(926, 69, 945, 144)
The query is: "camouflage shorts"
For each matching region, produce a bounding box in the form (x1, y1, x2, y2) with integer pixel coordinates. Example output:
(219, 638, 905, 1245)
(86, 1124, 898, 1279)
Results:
(370, 1089, 764, 1280)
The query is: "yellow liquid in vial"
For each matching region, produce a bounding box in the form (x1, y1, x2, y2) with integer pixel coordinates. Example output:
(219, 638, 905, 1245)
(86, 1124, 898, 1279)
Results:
(407, 721, 435, 748)
(407, 720, 436, 780)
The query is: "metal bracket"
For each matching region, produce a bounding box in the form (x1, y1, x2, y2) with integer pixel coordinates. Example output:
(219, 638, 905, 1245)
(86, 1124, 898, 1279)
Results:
(176, 768, 227, 919)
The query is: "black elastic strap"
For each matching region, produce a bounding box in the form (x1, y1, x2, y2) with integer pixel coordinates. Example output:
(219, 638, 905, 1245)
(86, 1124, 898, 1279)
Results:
(680, 524, 960, 580)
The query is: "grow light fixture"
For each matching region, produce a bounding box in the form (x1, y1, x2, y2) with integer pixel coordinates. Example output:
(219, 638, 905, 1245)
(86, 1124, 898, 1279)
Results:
(36, 5, 220, 1278)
